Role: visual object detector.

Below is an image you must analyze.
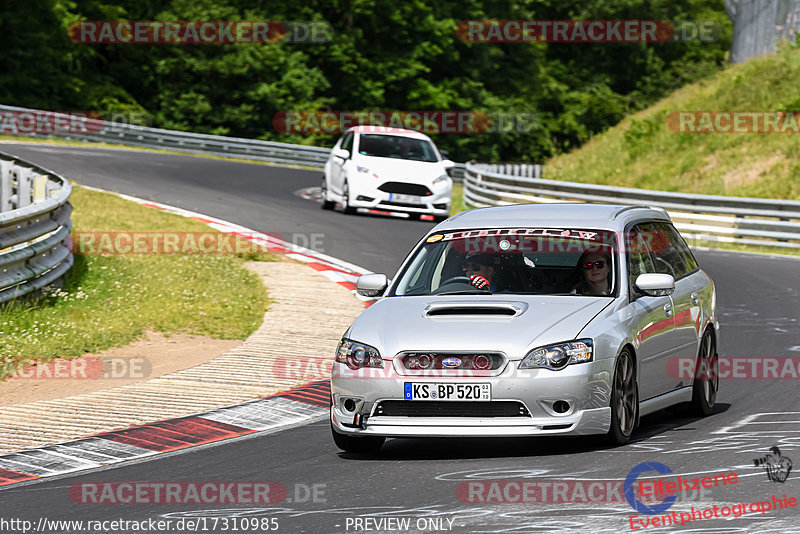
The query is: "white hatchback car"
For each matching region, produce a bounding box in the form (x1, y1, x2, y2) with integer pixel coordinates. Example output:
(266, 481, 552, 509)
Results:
(321, 126, 455, 220)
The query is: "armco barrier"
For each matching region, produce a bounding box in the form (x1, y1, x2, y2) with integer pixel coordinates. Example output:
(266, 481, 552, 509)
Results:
(0, 151, 73, 303)
(464, 161, 800, 249)
(0, 104, 466, 179)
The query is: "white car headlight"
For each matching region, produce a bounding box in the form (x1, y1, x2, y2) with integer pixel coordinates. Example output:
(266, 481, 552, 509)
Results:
(518, 339, 593, 370)
(335, 338, 384, 370)
(357, 165, 371, 173)
(433, 174, 451, 185)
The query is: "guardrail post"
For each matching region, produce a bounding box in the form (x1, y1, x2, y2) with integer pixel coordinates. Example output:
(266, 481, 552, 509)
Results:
(0, 160, 12, 212)
(17, 167, 32, 208)
(33, 174, 48, 202)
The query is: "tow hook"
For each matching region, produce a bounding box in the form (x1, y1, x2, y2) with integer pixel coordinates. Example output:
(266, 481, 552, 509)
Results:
(353, 413, 369, 429)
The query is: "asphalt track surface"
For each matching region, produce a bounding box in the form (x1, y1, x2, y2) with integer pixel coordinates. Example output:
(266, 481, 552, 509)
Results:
(2, 143, 800, 533)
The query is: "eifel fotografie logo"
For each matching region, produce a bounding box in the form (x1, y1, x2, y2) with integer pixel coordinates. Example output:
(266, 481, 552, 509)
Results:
(625, 462, 676, 515)
(754, 446, 793, 483)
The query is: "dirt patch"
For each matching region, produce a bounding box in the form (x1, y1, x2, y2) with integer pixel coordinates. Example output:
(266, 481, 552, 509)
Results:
(0, 331, 241, 406)
(722, 154, 784, 190)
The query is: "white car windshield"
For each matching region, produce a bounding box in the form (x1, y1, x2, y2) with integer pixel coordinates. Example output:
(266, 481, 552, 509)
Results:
(358, 134, 438, 162)
(391, 228, 618, 296)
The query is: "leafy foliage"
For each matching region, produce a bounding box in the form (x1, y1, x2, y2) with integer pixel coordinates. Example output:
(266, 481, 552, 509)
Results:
(0, 0, 732, 161)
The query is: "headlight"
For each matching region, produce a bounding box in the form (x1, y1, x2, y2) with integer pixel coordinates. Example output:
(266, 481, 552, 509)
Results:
(335, 339, 384, 370)
(433, 174, 451, 185)
(518, 339, 593, 370)
(357, 165, 371, 173)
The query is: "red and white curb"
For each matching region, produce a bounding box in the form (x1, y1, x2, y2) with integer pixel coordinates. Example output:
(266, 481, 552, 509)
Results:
(0, 382, 331, 487)
(0, 186, 376, 488)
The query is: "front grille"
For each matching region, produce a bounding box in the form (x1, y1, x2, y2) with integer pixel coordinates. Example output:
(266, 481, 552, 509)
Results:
(375, 401, 530, 417)
(378, 182, 432, 196)
(397, 352, 505, 372)
(380, 201, 424, 208)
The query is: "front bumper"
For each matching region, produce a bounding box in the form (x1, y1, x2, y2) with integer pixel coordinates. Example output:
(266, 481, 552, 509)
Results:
(330, 358, 614, 438)
(348, 181, 451, 216)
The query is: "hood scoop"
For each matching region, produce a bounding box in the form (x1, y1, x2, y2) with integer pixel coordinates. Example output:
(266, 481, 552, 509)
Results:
(424, 301, 527, 318)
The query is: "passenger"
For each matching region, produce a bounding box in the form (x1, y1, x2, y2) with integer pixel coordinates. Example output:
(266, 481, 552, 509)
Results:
(574, 251, 613, 296)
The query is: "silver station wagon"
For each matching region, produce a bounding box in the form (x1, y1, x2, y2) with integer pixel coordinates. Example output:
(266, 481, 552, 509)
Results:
(330, 204, 719, 452)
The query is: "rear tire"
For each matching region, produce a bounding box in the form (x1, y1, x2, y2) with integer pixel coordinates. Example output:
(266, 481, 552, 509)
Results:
(607, 349, 638, 445)
(690, 329, 718, 416)
(320, 176, 334, 210)
(331, 423, 385, 453)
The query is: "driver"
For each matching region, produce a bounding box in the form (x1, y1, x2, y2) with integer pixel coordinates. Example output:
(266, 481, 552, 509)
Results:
(462, 252, 496, 291)
(398, 139, 415, 158)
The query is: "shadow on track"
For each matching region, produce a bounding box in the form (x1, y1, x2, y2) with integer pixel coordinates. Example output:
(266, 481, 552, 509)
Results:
(334, 403, 731, 461)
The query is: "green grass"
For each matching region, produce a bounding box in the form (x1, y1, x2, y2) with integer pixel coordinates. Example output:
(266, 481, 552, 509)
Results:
(450, 46, 800, 257)
(545, 45, 800, 200)
(0, 186, 275, 378)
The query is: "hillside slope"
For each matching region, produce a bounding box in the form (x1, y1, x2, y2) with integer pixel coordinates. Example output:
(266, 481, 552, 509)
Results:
(546, 46, 800, 200)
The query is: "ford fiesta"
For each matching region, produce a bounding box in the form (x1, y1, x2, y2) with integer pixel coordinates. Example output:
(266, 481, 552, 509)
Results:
(330, 204, 719, 452)
(320, 126, 454, 220)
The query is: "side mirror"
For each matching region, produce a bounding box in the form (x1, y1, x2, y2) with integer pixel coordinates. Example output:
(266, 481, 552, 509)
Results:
(634, 273, 675, 297)
(441, 159, 455, 169)
(333, 148, 350, 160)
(357, 274, 389, 298)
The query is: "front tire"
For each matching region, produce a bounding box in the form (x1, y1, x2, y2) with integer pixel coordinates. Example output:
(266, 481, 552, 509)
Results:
(320, 176, 334, 210)
(607, 349, 638, 445)
(331, 423, 384, 453)
(340, 180, 355, 215)
(690, 329, 718, 416)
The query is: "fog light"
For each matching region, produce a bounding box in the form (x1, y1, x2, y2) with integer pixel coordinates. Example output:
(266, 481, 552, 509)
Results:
(343, 399, 357, 412)
(553, 400, 570, 414)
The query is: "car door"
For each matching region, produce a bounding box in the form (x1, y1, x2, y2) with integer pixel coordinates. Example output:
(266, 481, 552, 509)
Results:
(653, 222, 705, 386)
(627, 223, 680, 400)
(331, 132, 353, 195)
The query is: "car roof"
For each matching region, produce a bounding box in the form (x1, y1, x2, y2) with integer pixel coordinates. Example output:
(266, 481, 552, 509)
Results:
(435, 203, 671, 232)
(346, 125, 432, 141)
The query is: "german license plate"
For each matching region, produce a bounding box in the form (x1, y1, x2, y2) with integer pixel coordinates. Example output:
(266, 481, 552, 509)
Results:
(404, 383, 491, 401)
(390, 193, 422, 204)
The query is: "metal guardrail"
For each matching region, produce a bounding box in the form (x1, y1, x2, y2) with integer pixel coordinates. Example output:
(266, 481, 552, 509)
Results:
(0, 151, 73, 303)
(464, 161, 800, 249)
(0, 104, 466, 179)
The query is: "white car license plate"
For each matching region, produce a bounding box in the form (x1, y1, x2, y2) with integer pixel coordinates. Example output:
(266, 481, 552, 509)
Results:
(404, 383, 491, 401)
(390, 193, 423, 204)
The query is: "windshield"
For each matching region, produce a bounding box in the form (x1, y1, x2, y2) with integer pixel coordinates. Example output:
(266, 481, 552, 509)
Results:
(391, 228, 618, 297)
(357, 134, 438, 162)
